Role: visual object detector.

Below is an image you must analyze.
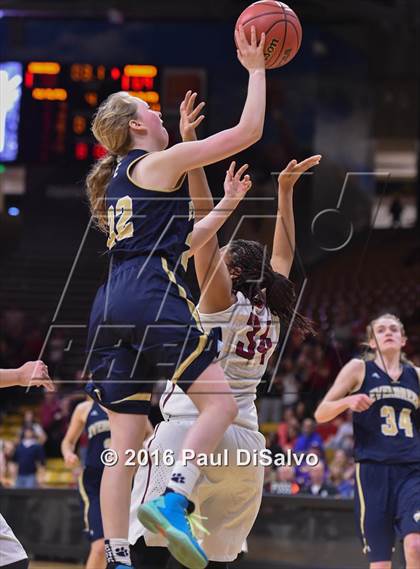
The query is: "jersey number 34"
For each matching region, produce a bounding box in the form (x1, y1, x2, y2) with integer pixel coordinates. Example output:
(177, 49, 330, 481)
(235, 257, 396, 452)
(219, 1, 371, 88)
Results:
(236, 313, 272, 365)
(380, 405, 414, 438)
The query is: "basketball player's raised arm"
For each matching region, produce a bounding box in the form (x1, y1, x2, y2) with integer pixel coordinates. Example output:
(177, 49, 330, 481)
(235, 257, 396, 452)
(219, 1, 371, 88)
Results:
(178, 91, 214, 220)
(140, 26, 266, 187)
(271, 156, 321, 277)
(189, 162, 251, 256)
(314, 359, 372, 423)
(0, 361, 54, 391)
(195, 163, 252, 313)
(61, 401, 90, 467)
(178, 90, 236, 312)
(178, 91, 248, 262)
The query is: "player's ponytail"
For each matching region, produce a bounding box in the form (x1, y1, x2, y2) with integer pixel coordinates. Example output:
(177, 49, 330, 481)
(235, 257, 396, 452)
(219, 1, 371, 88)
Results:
(265, 270, 315, 337)
(86, 92, 138, 231)
(227, 239, 315, 337)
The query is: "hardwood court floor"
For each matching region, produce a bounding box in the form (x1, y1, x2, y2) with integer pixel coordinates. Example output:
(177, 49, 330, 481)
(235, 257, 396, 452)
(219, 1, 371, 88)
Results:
(30, 563, 83, 568)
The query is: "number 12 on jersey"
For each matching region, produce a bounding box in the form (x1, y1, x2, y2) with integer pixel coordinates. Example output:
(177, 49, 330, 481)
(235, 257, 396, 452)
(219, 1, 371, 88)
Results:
(107, 196, 134, 249)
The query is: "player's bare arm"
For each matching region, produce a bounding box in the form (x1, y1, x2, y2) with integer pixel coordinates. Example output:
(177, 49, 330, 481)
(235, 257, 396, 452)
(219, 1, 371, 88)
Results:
(189, 162, 251, 257)
(133, 26, 266, 189)
(0, 361, 54, 391)
(195, 162, 254, 313)
(61, 400, 92, 467)
(177, 91, 252, 256)
(271, 155, 321, 277)
(314, 359, 372, 423)
(179, 90, 214, 220)
(178, 89, 239, 312)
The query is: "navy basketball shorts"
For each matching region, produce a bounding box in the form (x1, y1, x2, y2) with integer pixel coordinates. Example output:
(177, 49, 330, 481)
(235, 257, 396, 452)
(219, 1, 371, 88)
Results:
(354, 462, 420, 562)
(85, 256, 220, 414)
(78, 467, 104, 543)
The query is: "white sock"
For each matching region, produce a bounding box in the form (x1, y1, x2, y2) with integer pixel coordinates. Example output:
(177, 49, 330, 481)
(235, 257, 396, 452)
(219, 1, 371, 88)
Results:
(167, 460, 201, 498)
(104, 538, 131, 566)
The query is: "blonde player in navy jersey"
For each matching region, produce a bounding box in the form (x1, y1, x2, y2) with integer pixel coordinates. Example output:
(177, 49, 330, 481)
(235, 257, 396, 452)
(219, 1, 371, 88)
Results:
(128, 91, 319, 569)
(62, 400, 153, 569)
(61, 399, 110, 569)
(85, 26, 267, 569)
(315, 314, 420, 569)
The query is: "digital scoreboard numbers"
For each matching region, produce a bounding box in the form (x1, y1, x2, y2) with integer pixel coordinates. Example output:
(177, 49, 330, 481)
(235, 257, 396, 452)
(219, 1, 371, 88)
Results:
(16, 61, 160, 163)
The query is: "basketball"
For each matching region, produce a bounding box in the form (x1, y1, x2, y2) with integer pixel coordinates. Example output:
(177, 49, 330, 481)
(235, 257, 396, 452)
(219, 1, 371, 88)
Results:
(235, 1, 302, 69)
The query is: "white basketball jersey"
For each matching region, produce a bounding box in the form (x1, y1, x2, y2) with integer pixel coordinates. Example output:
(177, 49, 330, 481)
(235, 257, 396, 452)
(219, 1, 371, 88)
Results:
(0, 514, 27, 566)
(160, 292, 280, 430)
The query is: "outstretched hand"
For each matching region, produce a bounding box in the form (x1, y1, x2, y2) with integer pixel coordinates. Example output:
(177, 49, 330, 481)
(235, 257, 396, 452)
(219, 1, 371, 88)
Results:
(235, 25, 266, 72)
(278, 155, 322, 193)
(18, 360, 54, 392)
(179, 90, 206, 142)
(224, 161, 252, 200)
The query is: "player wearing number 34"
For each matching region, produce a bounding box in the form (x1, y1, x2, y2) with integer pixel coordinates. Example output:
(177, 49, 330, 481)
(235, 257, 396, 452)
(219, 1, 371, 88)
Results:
(315, 314, 420, 569)
(129, 93, 319, 567)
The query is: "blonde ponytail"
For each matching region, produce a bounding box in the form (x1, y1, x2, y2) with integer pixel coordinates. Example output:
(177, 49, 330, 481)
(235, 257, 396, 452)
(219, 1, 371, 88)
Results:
(86, 153, 118, 231)
(86, 92, 138, 230)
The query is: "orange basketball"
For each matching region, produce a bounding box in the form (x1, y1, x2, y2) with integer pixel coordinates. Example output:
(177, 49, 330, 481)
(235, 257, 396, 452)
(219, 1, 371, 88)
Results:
(235, 1, 302, 69)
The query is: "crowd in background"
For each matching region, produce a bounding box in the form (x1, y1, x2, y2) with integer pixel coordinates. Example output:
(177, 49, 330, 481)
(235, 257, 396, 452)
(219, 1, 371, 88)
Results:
(1, 302, 420, 498)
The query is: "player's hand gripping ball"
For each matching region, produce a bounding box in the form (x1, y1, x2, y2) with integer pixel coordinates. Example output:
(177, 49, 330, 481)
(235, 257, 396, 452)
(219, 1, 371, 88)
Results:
(235, 1, 302, 69)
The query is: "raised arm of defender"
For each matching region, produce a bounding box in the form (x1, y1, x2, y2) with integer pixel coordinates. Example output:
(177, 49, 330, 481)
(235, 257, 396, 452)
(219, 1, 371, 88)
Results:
(271, 156, 321, 277)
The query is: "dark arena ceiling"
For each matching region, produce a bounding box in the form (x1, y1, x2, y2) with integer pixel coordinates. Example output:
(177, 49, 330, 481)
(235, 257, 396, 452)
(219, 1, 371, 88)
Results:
(0, 0, 417, 24)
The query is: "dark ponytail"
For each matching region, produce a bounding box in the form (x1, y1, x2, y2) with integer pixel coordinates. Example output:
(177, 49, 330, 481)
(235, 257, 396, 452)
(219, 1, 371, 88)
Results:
(228, 239, 315, 337)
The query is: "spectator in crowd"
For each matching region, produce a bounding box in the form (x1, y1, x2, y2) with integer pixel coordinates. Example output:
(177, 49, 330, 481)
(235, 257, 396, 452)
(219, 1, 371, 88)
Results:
(279, 358, 300, 408)
(12, 427, 45, 488)
(329, 449, 355, 482)
(294, 401, 308, 423)
(305, 344, 331, 400)
(258, 374, 283, 424)
(263, 465, 274, 493)
(293, 418, 323, 454)
(300, 461, 337, 497)
(277, 407, 296, 446)
(294, 441, 324, 487)
(20, 410, 47, 445)
(266, 432, 284, 459)
(39, 391, 66, 457)
(326, 410, 353, 450)
(0, 441, 18, 487)
(331, 306, 353, 347)
(269, 465, 300, 495)
(279, 420, 300, 452)
(329, 463, 354, 498)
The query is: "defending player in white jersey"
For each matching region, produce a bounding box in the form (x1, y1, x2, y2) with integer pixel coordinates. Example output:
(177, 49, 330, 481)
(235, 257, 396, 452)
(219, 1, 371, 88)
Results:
(129, 92, 319, 568)
(0, 361, 53, 569)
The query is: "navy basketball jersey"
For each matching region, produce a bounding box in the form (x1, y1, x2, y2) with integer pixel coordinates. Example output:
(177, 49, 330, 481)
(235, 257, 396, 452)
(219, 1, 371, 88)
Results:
(105, 149, 192, 271)
(353, 360, 420, 463)
(85, 402, 110, 469)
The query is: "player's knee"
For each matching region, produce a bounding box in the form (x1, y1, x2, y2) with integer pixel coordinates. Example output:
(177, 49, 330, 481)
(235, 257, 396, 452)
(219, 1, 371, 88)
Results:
(405, 534, 420, 560)
(219, 394, 238, 423)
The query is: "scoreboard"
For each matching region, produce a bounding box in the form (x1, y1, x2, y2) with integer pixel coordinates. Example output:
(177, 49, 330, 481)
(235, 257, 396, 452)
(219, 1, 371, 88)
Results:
(0, 61, 161, 164)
